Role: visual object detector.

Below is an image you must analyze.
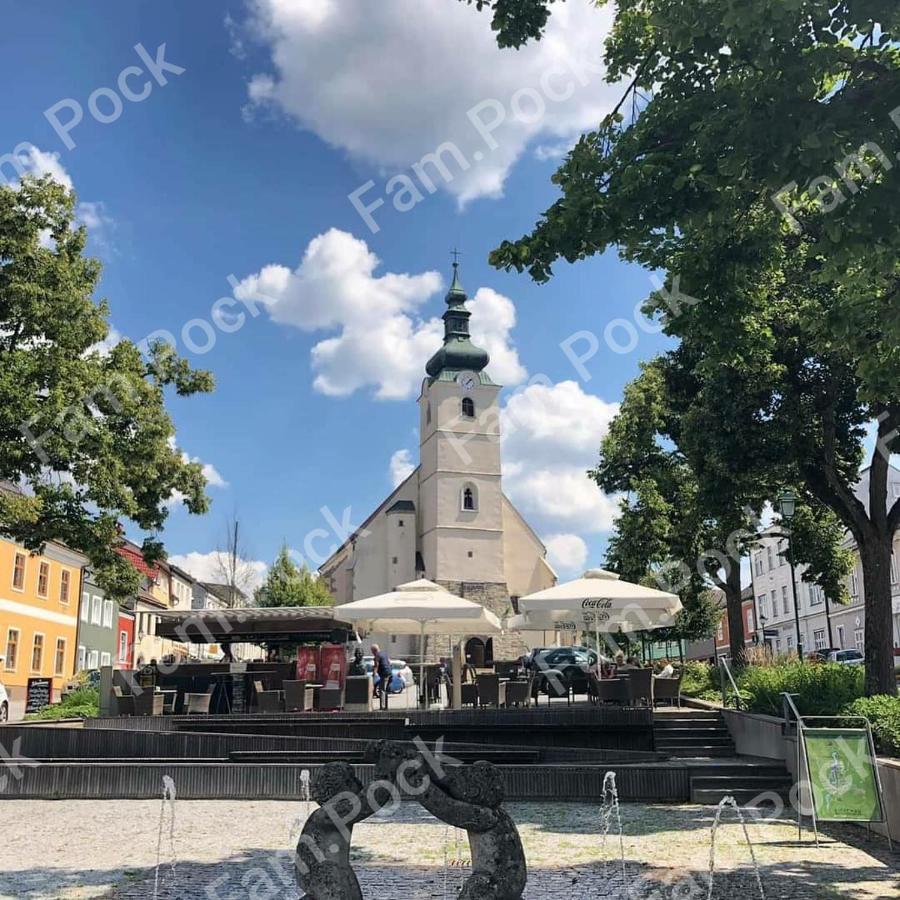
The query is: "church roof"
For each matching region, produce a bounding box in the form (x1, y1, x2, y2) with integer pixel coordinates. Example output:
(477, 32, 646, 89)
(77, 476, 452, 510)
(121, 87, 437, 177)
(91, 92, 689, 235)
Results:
(386, 500, 416, 513)
(425, 261, 493, 383)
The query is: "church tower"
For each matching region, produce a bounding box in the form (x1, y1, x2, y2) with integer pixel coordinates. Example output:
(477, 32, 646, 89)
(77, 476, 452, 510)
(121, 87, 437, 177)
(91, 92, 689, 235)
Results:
(319, 256, 554, 665)
(418, 261, 518, 657)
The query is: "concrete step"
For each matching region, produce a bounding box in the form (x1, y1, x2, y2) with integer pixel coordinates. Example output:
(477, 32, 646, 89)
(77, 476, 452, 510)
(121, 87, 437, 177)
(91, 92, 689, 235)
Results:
(692, 775, 792, 791)
(687, 765, 789, 778)
(653, 724, 729, 738)
(656, 736, 734, 747)
(654, 716, 723, 727)
(664, 745, 736, 758)
(691, 786, 791, 805)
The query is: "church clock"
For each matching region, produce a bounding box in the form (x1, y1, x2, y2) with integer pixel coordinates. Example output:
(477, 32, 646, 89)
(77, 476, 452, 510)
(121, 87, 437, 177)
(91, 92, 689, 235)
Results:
(457, 371, 477, 392)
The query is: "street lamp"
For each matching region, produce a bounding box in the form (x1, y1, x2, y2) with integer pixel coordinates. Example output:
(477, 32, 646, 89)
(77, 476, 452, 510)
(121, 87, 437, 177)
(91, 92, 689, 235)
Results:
(777, 490, 804, 660)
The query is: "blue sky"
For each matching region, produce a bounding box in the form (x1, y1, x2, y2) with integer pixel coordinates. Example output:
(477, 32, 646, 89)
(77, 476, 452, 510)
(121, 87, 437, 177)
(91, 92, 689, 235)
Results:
(3, 0, 674, 586)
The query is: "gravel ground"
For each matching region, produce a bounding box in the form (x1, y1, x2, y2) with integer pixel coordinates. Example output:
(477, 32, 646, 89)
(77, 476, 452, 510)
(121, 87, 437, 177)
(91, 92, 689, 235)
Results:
(0, 800, 897, 899)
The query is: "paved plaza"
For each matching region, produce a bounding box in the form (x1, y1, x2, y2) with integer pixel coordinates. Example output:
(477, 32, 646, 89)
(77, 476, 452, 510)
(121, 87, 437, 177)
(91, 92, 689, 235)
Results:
(0, 799, 896, 899)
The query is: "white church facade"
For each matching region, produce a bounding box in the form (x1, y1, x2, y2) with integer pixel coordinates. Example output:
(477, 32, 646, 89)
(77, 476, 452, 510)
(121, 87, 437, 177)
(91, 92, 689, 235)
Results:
(319, 262, 556, 662)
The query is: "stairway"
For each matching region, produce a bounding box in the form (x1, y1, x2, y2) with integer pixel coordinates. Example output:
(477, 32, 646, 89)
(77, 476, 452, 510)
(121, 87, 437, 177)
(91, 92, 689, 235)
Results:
(654, 708, 793, 806)
(689, 767, 794, 806)
(653, 708, 736, 758)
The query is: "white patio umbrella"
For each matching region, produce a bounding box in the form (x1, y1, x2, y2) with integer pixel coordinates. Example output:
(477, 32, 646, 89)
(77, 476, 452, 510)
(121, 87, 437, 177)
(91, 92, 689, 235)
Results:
(508, 569, 682, 658)
(337, 579, 502, 708)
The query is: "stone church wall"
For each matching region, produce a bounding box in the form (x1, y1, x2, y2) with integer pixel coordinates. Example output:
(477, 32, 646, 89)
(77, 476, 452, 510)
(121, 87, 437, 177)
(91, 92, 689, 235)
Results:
(428, 580, 527, 662)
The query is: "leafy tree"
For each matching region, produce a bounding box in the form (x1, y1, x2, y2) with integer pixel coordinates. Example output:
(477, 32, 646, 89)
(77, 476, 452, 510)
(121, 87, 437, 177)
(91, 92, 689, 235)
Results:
(457, 0, 562, 49)
(596, 358, 852, 664)
(254, 544, 334, 607)
(0, 177, 214, 598)
(465, 0, 900, 694)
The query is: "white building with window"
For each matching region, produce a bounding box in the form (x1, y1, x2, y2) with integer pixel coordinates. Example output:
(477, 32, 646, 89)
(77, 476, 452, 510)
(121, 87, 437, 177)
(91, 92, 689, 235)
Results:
(750, 465, 900, 655)
(319, 263, 556, 663)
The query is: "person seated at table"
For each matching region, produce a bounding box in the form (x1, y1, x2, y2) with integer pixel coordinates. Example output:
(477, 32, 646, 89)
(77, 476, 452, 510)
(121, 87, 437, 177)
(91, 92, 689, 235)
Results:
(654, 657, 675, 678)
(611, 652, 630, 671)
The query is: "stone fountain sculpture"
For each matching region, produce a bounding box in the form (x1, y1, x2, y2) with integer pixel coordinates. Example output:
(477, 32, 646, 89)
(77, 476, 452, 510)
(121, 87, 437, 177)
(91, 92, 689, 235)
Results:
(295, 741, 526, 900)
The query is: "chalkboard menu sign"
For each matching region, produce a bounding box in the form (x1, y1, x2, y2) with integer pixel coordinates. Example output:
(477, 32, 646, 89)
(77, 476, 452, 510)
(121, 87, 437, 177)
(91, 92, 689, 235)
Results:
(25, 677, 53, 714)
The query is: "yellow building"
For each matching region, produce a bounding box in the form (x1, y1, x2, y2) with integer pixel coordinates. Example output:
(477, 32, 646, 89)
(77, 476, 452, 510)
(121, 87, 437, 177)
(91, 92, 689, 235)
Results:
(0, 538, 87, 715)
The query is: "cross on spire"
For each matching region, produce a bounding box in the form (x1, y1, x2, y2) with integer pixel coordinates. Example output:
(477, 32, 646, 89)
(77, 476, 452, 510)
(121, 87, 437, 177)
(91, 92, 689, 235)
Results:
(450, 247, 462, 266)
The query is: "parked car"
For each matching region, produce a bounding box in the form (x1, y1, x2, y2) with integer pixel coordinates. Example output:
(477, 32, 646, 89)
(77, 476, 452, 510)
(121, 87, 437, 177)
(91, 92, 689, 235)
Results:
(534, 647, 598, 669)
(0, 664, 9, 722)
(826, 649, 865, 666)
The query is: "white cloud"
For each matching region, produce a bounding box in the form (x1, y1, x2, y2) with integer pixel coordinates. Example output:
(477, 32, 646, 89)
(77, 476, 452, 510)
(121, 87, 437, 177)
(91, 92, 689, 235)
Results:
(234, 229, 526, 399)
(545, 533, 588, 575)
(239, 0, 618, 204)
(168, 550, 268, 593)
(502, 380, 619, 469)
(6, 145, 74, 190)
(166, 437, 228, 507)
(467, 288, 527, 387)
(389, 449, 415, 487)
(501, 380, 620, 535)
(86, 326, 122, 357)
(4, 145, 112, 249)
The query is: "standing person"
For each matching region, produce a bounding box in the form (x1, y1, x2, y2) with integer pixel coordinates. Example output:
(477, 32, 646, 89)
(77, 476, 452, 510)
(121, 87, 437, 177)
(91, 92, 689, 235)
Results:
(371, 643, 391, 710)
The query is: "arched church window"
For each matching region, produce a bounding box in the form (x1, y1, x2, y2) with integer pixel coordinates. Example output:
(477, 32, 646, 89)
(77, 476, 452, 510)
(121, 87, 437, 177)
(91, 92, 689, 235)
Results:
(426, 403, 432, 424)
(461, 397, 475, 418)
(462, 484, 477, 511)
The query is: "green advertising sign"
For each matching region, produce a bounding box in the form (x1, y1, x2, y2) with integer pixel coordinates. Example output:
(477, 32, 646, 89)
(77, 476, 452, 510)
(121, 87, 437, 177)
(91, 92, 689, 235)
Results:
(803, 728, 883, 823)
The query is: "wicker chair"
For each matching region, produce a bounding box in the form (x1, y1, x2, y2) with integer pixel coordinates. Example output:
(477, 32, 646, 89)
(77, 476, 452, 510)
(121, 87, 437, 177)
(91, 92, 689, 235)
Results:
(653, 675, 682, 707)
(475, 674, 507, 709)
(112, 685, 135, 716)
(540, 669, 571, 705)
(283, 679, 316, 712)
(460, 682, 479, 708)
(184, 687, 213, 714)
(566, 667, 591, 703)
(623, 669, 654, 706)
(590, 674, 628, 705)
(316, 686, 344, 711)
(252, 679, 283, 713)
(503, 676, 533, 708)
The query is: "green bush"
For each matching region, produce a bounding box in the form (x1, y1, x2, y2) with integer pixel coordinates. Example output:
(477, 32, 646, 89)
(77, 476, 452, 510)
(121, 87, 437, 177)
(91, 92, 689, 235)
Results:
(842, 695, 900, 757)
(679, 660, 866, 717)
(679, 661, 718, 697)
(26, 685, 99, 721)
(737, 662, 864, 717)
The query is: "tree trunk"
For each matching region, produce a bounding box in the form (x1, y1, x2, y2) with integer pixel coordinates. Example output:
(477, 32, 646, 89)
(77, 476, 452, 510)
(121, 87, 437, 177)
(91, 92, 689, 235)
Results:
(859, 533, 897, 696)
(725, 562, 746, 667)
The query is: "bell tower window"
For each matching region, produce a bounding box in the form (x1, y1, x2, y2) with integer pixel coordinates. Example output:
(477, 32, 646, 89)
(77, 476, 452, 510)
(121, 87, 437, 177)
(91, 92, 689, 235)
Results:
(461, 397, 475, 418)
(461, 484, 477, 511)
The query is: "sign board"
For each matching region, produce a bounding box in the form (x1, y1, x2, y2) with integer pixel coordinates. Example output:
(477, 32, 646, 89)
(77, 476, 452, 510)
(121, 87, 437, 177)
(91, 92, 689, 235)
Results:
(296, 645, 321, 682)
(803, 728, 883, 823)
(25, 677, 53, 714)
(319, 644, 347, 689)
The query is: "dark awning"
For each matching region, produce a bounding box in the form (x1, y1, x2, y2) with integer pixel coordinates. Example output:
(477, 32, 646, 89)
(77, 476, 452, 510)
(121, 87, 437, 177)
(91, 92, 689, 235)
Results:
(153, 606, 355, 644)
